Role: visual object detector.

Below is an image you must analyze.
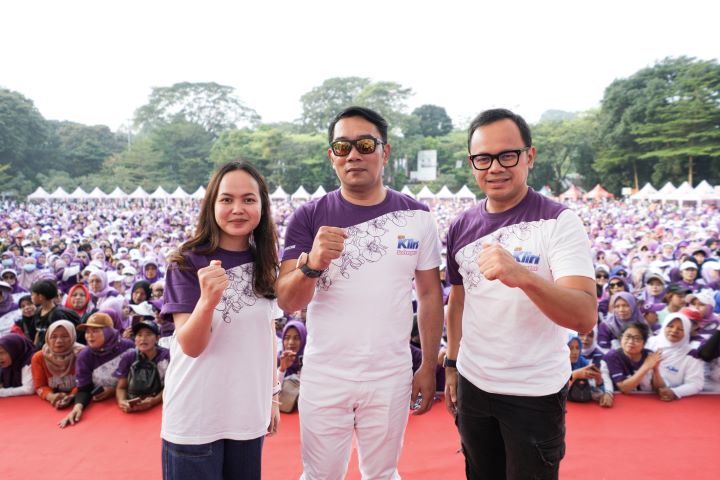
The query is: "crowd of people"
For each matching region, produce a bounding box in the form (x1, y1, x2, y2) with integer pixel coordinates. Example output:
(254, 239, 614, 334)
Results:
(1, 194, 718, 409)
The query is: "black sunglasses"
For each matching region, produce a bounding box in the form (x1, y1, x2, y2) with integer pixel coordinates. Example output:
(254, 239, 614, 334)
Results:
(609, 282, 624, 287)
(330, 137, 384, 156)
(596, 274, 609, 279)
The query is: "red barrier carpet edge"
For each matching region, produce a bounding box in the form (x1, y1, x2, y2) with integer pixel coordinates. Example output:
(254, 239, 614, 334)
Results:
(1, 394, 718, 479)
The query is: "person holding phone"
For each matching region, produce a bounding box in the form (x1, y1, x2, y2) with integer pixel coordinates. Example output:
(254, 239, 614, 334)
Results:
(58, 312, 134, 428)
(160, 161, 280, 480)
(114, 320, 169, 413)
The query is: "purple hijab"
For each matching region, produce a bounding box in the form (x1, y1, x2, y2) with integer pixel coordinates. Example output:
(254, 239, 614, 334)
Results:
(0, 333, 37, 388)
(603, 292, 645, 338)
(0, 283, 17, 315)
(279, 320, 307, 377)
(75, 327, 134, 388)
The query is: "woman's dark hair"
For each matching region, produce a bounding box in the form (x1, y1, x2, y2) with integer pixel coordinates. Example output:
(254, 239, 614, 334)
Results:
(620, 321, 650, 343)
(168, 160, 278, 299)
(30, 279, 58, 300)
(467, 108, 532, 152)
(328, 106, 389, 144)
(18, 295, 32, 307)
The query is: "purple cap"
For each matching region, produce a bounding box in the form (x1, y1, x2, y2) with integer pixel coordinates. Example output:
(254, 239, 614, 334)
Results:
(640, 303, 664, 315)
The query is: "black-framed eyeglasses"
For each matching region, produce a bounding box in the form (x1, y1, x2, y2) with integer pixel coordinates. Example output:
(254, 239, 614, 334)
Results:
(330, 137, 384, 156)
(468, 147, 529, 171)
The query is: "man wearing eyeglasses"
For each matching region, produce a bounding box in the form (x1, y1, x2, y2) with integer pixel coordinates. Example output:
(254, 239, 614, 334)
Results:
(444, 109, 597, 479)
(276, 106, 444, 480)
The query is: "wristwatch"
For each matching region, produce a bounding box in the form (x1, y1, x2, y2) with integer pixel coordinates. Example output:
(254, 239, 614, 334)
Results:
(296, 252, 324, 278)
(443, 357, 457, 368)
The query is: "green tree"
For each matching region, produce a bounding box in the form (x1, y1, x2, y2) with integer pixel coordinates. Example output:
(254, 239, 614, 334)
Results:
(0, 88, 50, 181)
(406, 104, 454, 137)
(596, 57, 720, 192)
(47, 121, 125, 177)
(149, 120, 215, 189)
(134, 82, 260, 136)
(299, 77, 371, 133)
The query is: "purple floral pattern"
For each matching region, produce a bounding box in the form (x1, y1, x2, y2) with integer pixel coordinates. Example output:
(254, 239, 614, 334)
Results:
(216, 263, 257, 323)
(318, 210, 416, 291)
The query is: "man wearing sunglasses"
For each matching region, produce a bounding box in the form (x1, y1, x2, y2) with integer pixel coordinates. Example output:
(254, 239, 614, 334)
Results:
(443, 108, 596, 480)
(277, 106, 443, 479)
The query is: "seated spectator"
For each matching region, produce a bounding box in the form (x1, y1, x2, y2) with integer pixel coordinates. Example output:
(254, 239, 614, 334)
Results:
(677, 261, 703, 292)
(1, 268, 28, 294)
(151, 280, 165, 300)
(579, 324, 604, 366)
(87, 270, 119, 310)
(646, 313, 704, 401)
(58, 313, 134, 428)
(594, 265, 610, 298)
(657, 284, 690, 324)
(17, 256, 44, 291)
(598, 276, 630, 316)
(639, 303, 664, 331)
(0, 333, 37, 397)
(114, 321, 169, 413)
(640, 271, 666, 305)
(11, 295, 37, 339)
(141, 258, 162, 284)
(277, 319, 306, 413)
(598, 292, 644, 351)
(0, 281, 18, 315)
(31, 320, 83, 409)
(603, 321, 663, 394)
(30, 280, 80, 348)
(567, 336, 612, 407)
(130, 280, 152, 305)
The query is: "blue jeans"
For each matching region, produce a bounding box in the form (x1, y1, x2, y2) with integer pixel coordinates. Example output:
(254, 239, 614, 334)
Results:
(456, 374, 567, 480)
(162, 437, 264, 480)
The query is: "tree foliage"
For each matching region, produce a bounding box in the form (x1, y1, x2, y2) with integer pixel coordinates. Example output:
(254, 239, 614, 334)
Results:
(406, 104, 454, 137)
(133, 82, 261, 136)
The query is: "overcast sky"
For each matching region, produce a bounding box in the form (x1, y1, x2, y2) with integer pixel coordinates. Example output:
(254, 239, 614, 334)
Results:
(3, 0, 718, 132)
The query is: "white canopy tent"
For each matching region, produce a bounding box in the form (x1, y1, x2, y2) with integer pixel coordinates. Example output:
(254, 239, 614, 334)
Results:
(400, 185, 415, 198)
(107, 187, 127, 199)
(191, 186, 206, 199)
(435, 185, 455, 200)
(49, 187, 69, 200)
(630, 182, 657, 201)
(454, 185, 476, 200)
(87, 187, 107, 199)
(27, 186, 51, 201)
(694, 180, 715, 195)
(68, 187, 88, 199)
(270, 186, 290, 201)
(291, 186, 311, 201)
(170, 186, 190, 199)
(415, 185, 435, 201)
(665, 181, 697, 203)
(649, 182, 675, 202)
(128, 186, 149, 199)
(149, 186, 170, 199)
(311, 185, 327, 199)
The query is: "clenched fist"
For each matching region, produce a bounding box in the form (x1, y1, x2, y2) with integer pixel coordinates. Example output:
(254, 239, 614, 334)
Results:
(199, 260, 229, 308)
(307, 226, 347, 270)
(478, 243, 530, 288)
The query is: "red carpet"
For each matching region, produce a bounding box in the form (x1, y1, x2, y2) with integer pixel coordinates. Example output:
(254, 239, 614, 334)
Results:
(2, 394, 718, 479)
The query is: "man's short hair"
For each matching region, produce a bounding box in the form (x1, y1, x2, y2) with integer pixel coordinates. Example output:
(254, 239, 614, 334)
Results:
(467, 108, 532, 152)
(31, 279, 58, 300)
(328, 106, 389, 144)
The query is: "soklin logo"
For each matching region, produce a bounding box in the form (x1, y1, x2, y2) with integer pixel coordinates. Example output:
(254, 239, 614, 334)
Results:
(512, 247, 540, 271)
(397, 235, 419, 255)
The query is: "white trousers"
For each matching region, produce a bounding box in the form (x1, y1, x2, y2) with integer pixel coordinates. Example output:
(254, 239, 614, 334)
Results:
(298, 371, 412, 480)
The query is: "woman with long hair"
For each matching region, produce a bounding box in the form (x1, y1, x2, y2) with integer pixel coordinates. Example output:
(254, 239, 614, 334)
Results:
(161, 160, 280, 480)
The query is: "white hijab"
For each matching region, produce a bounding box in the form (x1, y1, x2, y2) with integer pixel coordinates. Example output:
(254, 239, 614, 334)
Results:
(646, 312, 693, 366)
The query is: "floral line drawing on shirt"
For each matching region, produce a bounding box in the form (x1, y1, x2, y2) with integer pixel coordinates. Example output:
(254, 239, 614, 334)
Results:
(317, 210, 416, 291)
(457, 221, 544, 290)
(216, 263, 257, 323)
